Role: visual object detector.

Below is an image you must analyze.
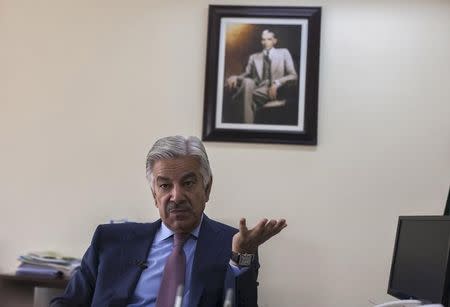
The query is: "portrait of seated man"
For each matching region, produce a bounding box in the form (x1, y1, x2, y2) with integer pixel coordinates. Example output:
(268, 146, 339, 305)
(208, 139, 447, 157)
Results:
(50, 136, 287, 307)
(225, 29, 298, 125)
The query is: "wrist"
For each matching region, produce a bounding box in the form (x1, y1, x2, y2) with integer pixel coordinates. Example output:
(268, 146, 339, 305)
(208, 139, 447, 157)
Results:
(232, 245, 257, 254)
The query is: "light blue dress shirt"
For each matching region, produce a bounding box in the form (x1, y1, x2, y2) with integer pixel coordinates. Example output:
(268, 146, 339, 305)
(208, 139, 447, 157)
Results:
(127, 215, 245, 307)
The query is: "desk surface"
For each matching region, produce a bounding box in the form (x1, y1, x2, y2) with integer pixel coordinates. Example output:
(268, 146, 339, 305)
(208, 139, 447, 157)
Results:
(0, 273, 70, 289)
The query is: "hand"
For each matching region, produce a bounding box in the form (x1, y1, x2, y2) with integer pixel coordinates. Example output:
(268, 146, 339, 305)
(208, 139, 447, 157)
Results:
(232, 218, 287, 254)
(268, 84, 278, 100)
(226, 76, 238, 88)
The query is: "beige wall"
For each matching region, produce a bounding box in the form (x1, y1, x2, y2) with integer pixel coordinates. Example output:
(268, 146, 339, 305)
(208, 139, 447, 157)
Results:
(1, 0, 449, 306)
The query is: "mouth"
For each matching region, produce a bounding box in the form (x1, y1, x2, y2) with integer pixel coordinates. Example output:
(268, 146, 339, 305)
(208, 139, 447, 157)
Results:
(167, 201, 192, 216)
(169, 209, 191, 214)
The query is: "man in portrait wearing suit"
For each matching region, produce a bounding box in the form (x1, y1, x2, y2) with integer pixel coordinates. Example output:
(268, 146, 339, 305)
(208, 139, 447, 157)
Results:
(51, 135, 287, 307)
(226, 29, 298, 124)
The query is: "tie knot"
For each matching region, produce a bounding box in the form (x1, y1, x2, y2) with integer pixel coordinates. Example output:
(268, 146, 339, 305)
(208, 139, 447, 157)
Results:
(173, 233, 189, 247)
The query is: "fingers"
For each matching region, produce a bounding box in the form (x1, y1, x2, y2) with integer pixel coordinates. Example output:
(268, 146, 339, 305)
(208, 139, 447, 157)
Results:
(264, 219, 277, 233)
(254, 218, 269, 235)
(234, 218, 287, 253)
(262, 219, 287, 240)
(268, 85, 277, 100)
(241, 218, 287, 238)
(271, 219, 287, 235)
(227, 76, 237, 88)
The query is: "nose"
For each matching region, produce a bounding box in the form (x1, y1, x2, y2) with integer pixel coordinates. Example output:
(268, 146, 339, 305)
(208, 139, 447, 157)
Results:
(169, 184, 185, 204)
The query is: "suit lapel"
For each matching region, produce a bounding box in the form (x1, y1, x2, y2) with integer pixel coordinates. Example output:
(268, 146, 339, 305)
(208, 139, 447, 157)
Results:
(254, 52, 264, 80)
(256, 49, 284, 81)
(270, 48, 283, 79)
(112, 221, 161, 304)
(189, 216, 226, 306)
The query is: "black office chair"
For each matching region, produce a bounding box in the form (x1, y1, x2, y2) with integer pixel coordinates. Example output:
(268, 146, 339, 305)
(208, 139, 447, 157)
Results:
(221, 79, 299, 125)
(254, 80, 299, 125)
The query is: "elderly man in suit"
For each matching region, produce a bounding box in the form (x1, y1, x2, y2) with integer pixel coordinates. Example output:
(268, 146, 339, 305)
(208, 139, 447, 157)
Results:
(51, 136, 287, 307)
(227, 29, 298, 124)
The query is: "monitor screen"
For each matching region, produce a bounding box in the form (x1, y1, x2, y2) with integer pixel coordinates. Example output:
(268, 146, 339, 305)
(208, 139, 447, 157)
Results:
(388, 216, 450, 305)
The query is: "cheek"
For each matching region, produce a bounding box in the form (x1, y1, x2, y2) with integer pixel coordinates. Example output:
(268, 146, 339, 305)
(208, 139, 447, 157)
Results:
(190, 193, 207, 212)
(155, 194, 169, 207)
(157, 198, 170, 218)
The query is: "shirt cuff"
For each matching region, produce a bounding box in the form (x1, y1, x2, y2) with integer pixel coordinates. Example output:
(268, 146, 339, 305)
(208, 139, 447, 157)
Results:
(229, 260, 249, 276)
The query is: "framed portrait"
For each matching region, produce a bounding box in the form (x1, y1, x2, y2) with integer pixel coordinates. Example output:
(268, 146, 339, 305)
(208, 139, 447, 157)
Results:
(202, 6, 321, 145)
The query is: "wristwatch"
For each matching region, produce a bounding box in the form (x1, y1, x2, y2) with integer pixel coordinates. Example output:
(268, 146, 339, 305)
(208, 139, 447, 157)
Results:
(231, 252, 254, 267)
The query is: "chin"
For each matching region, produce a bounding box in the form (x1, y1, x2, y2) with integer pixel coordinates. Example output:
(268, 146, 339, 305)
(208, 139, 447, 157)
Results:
(171, 219, 197, 233)
(164, 211, 201, 233)
(172, 222, 195, 232)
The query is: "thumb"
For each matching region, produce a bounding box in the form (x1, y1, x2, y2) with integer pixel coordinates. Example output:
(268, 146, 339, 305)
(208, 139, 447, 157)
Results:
(239, 218, 248, 234)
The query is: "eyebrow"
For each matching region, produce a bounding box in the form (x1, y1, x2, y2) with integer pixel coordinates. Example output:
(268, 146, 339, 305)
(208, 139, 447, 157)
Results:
(180, 172, 197, 181)
(156, 176, 171, 183)
(155, 172, 198, 183)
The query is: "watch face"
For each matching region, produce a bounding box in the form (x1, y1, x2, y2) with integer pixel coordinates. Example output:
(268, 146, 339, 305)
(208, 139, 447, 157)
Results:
(239, 254, 253, 266)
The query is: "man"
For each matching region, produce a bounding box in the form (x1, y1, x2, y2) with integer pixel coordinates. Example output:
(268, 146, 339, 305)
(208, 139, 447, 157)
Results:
(226, 29, 298, 124)
(51, 136, 287, 306)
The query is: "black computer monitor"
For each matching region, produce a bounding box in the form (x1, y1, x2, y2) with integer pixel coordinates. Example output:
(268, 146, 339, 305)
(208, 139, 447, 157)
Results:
(388, 216, 450, 306)
(444, 187, 450, 216)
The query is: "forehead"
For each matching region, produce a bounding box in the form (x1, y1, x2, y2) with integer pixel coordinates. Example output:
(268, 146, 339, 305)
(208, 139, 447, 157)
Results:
(152, 156, 201, 180)
(261, 32, 275, 39)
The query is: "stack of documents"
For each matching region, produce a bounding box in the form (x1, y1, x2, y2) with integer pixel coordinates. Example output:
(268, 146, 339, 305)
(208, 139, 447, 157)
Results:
(16, 251, 81, 278)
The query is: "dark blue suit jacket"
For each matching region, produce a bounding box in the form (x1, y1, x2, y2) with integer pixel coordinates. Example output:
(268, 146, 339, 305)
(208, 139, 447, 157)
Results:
(51, 215, 259, 306)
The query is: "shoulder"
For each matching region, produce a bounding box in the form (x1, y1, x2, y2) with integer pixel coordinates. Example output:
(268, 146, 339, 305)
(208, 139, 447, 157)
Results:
(92, 221, 159, 244)
(249, 52, 262, 61)
(204, 216, 238, 235)
(95, 221, 155, 233)
(274, 48, 291, 55)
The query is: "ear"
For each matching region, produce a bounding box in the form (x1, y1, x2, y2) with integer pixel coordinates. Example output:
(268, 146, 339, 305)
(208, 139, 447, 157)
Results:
(273, 38, 278, 45)
(204, 176, 213, 203)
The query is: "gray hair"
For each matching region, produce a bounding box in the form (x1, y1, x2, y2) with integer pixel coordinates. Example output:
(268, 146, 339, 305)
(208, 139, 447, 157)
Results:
(262, 29, 276, 38)
(145, 136, 212, 190)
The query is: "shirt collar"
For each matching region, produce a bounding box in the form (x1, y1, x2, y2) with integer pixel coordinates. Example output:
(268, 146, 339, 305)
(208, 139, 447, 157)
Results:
(155, 214, 204, 243)
(264, 47, 274, 56)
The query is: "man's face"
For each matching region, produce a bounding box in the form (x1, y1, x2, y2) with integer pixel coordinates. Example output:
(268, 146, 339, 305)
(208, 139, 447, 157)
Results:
(261, 31, 277, 50)
(151, 156, 211, 233)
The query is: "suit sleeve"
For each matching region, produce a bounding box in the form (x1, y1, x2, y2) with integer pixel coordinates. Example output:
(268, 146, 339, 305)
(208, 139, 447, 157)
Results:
(224, 253, 260, 307)
(50, 226, 102, 307)
(276, 49, 298, 86)
(238, 54, 256, 81)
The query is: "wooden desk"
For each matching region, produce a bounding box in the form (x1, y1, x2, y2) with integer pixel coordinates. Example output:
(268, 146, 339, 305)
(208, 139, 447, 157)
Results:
(0, 274, 69, 307)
